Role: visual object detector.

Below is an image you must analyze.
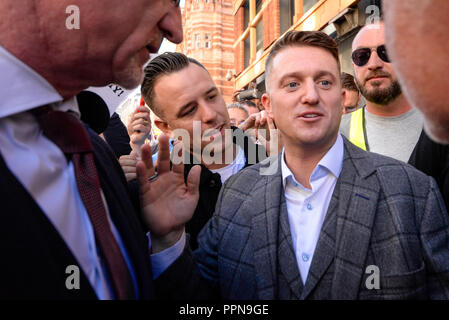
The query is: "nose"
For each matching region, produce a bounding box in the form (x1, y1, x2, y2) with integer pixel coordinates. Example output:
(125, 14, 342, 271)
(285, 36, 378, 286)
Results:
(158, 5, 183, 44)
(300, 79, 319, 106)
(366, 49, 384, 70)
(200, 102, 218, 125)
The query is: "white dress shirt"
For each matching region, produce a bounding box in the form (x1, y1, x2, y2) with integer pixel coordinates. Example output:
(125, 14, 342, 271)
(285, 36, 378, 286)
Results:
(0, 46, 138, 299)
(281, 134, 344, 284)
(211, 145, 246, 184)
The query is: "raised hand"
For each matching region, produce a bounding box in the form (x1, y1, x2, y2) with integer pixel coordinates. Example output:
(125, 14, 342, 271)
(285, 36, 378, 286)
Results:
(238, 111, 282, 156)
(257, 115, 283, 157)
(127, 106, 152, 153)
(238, 110, 265, 133)
(238, 110, 267, 140)
(231, 89, 244, 102)
(136, 134, 201, 253)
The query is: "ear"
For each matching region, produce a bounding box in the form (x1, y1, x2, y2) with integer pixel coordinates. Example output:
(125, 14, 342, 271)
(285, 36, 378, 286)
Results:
(341, 89, 347, 108)
(340, 88, 347, 112)
(154, 119, 172, 137)
(261, 93, 273, 117)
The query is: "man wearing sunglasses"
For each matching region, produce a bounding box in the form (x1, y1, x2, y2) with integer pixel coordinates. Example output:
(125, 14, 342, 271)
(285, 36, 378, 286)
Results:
(339, 22, 423, 163)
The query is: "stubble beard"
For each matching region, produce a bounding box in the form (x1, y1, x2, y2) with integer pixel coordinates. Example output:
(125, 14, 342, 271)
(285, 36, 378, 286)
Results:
(357, 77, 402, 105)
(113, 55, 145, 89)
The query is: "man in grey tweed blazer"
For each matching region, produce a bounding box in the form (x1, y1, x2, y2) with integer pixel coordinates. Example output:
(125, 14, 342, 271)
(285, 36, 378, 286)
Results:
(139, 31, 449, 299)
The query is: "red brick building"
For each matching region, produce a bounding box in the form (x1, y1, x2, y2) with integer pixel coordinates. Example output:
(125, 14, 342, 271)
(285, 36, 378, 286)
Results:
(232, 0, 382, 95)
(177, 0, 235, 103)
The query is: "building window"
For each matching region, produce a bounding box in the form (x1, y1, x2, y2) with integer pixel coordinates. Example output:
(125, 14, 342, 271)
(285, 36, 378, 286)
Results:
(195, 34, 201, 49)
(303, 0, 318, 14)
(243, 0, 250, 30)
(256, 0, 263, 14)
(280, 0, 295, 34)
(205, 34, 211, 49)
(244, 36, 251, 69)
(256, 19, 263, 59)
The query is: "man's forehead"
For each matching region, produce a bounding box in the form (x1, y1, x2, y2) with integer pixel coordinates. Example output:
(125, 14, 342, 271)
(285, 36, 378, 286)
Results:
(154, 64, 216, 105)
(271, 46, 339, 79)
(353, 24, 385, 50)
(229, 108, 246, 115)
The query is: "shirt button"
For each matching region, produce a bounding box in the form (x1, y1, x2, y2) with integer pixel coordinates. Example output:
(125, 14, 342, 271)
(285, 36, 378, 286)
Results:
(307, 203, 313, 211)
(293, 182, 299, 187)
(209, 179, 216, 188)
(302, 253, 310, 262)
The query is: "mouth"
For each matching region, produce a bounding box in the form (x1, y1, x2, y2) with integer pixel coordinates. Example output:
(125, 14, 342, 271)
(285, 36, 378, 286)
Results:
(146, 44, 159, 54)
(204, 124, 226, 141)
(366, 75, 389, 82)
(298, 111, 324, 121)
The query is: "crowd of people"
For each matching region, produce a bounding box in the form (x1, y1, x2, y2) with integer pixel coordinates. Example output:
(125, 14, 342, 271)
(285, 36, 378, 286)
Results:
(1, 0, 449, 300)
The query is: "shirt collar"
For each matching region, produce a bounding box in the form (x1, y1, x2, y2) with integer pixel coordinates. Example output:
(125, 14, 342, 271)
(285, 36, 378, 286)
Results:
(0, 45, 63, 118)
(281, 134, 344, 189)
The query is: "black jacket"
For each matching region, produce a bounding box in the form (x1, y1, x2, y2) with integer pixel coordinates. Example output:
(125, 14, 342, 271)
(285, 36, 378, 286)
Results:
(0, 126, 154, 299)
(409, 129, 449, 210)
(103, 112, 132, 159)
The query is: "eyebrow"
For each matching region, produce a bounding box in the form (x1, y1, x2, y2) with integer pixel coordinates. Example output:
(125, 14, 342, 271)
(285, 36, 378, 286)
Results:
(176, 87, 218, 118)
(204, 87, 218, 96)
(315, 70, 337, 81)
(278, 70, 337, 83)
(353, 44, 385, 51)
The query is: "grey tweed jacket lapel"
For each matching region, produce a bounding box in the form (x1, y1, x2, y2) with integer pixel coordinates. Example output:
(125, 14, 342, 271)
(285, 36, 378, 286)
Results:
(302, 138, 381, 299)
(251, 156, 303, 299)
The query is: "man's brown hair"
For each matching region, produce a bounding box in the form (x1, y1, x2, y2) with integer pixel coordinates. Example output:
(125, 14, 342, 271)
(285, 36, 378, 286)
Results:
(141, 52, 207, 119)
(341, 72, 359, 92)
(265, 31, 340, 90)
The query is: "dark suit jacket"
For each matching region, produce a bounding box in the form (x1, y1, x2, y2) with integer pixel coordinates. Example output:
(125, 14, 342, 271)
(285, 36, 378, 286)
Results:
(156, 137, 449, 300)
(0, 126, 154, 299)
(103, 112, 132, 159)
(409, 129, 449, 210)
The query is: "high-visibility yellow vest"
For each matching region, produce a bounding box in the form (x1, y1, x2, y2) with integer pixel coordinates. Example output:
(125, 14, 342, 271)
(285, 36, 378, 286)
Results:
(349, 107, 369, 151)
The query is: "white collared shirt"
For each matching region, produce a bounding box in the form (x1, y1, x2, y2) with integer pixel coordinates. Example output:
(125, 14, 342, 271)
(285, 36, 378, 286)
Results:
(281, 134, 344, 284)
(0, 46, 138, 299)
(211, 145, 246, 184)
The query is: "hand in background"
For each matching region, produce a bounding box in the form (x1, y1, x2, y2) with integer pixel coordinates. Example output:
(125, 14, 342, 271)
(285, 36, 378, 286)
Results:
(119, 150, 139, 182)
(239, 111, 282, 157)
(127, 106, 152, 152)
(231, 89, 244, 102)
(257, 115, 283, 157)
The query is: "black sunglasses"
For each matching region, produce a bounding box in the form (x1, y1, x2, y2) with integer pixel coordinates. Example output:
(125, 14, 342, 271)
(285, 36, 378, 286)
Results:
(352, 45, 390, 67)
